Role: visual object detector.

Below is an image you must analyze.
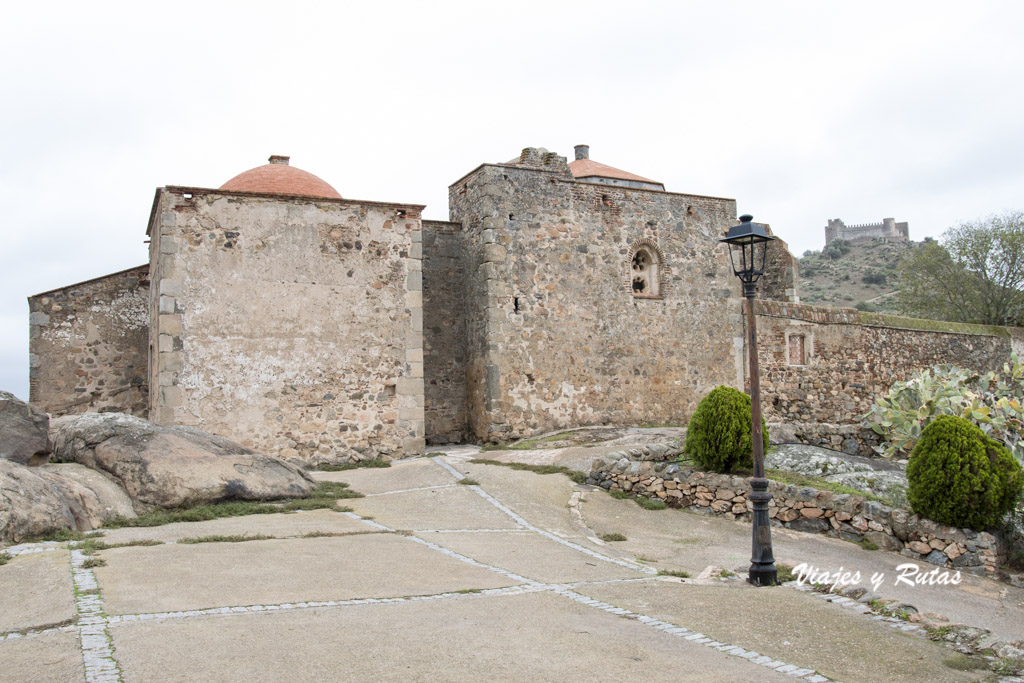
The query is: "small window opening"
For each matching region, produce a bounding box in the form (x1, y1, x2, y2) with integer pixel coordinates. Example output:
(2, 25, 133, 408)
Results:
(788, 334, 807, 366)
(513, 297, 520, 313)
(631, 248, 659, 296)
(396, 209, 407, 217)
(602, 194, 610, 205)
(183, 193, 192, 199)
(508, 213, 514, 220)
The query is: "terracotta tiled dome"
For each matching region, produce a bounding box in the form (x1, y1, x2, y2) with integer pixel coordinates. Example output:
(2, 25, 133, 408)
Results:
(219, 155, 342, 199)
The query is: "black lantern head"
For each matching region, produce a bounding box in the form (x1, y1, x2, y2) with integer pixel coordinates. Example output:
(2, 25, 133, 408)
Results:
(719, 214, 775, 284)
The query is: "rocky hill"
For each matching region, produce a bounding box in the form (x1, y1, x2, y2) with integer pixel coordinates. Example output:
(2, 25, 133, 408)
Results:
(797, 238, 921, 313)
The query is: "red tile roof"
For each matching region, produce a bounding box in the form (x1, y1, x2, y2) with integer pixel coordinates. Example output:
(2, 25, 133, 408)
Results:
(220, 159, 341, 199)
(569, 159, 660, 184)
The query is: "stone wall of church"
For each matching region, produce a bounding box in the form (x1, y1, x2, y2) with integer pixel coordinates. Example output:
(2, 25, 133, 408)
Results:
(754, 300, 1020, 426)
(422, 220, 469, 444)
(449, 154, 745, 442)
(147, 188, 425, 463)
(28, 266, 150, 417)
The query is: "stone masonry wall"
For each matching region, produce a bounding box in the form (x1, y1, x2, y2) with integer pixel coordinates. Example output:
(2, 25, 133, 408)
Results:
(422, 219, 468, 444)
(147, 187, 425, 464)
(449, 153, 744, 442)
(589, 448, 1007, 575)
(29, 266, 150, 417)
(755, 300, 1016, 427)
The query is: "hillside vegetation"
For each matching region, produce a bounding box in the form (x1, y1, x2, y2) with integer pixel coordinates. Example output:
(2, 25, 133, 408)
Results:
(798, 238, 922, 313)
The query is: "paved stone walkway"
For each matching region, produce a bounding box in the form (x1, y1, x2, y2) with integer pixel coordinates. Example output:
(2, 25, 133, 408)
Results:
(1, 451, 1017, 682)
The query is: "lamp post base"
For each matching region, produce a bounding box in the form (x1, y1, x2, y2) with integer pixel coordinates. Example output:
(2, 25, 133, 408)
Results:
(748, 476, 779, 586)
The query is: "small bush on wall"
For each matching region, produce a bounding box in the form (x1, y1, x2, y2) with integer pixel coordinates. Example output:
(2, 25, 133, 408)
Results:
(685, 386, 769, 473)
(907, 415, 1023, 530)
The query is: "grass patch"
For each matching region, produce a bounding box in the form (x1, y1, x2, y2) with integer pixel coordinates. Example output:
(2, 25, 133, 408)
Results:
(32, 528, 105, 543)
(82, 557, 106, 569)
(0, 552, 11, 567)
(301, 531, 347, 538)
(766, 469, 894, 506)
(468, 459, 587, 484)
(941, 654, 989, 672)
(480, 431, 578, 451)
(609, 489, 631, 500)
(658, 569, 690, 578)
(635, 555, 656, 563)
(457, 478, 480, 486)
(599, 533, 627, 542)
(102, 481, 361, 529)
(720, 569, 736, 578)
(179, 534, 274, 544)
(857, 539, 880, 551)
(776, 564, 797, 582)
(314, 459, 391, 471)
(636, 497, 668, 511)
(454, 588, 483, 594)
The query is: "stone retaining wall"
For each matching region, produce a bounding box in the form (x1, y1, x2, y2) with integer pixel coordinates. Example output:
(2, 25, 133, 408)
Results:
(587, 446, 1006, 575)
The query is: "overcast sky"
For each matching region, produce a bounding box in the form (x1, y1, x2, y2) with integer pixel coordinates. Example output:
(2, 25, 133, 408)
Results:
(2, 1, 1022, 401)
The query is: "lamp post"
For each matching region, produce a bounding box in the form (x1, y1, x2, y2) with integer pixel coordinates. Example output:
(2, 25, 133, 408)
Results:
(720, 214, 778, 587)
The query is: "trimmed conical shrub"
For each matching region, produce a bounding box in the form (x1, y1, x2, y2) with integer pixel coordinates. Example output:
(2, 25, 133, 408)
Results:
(685, 386, 769, 473)
(907, 415, 1023, 530)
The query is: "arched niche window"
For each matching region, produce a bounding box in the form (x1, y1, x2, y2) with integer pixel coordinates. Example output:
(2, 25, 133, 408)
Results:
(628, 240, 664, 297)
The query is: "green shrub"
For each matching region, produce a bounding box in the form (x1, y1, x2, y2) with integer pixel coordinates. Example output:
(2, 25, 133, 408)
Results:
(907, 416, 1023, 529)
(685, 386, 769, 473)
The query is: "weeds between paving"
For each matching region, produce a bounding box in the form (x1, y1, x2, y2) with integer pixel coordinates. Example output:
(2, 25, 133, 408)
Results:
(313, 458, 391, 472)
(467, 459, 588, 484)
(20, 481, 363, 543)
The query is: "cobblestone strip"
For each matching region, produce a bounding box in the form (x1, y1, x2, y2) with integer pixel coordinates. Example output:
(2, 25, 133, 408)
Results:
(5, 542, 63, 557)
(363, 484, 458, 497)
(550, 587, 832, 682)
(788, 583, 927, 635)
(106, 585, 547, 626)
(0, 624, 77, 642)
(70, 549, 122, 683)
(431, 454, 654, 575)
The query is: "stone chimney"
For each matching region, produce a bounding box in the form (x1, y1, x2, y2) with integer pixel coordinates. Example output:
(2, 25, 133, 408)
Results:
(268, 155, 290, 165)
(574, 145, 590, 161)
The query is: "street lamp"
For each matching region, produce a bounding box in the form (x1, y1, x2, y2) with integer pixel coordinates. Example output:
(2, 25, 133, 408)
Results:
(720, 214, 778, 587)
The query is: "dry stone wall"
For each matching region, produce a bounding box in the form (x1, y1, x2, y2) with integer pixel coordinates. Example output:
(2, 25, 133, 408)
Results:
(449, 155, 744, 442)
(147, 188, 425, 464)
(423, 220, 468, 444)
(754, 300, 1019, 428)
(588, 448, 1007, 575)
(28, 266, 150, 417)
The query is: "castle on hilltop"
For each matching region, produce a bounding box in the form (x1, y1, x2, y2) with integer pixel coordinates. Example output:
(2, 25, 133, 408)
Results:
(27, 147, 1015, 464)
(825, 217, 909, 245)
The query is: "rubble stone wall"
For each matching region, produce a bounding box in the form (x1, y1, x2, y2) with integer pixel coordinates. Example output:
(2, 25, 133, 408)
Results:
(423, 220, 468, 444)
(589, 447, 1006, 575)
(147, 188, 425, 463)
(29, 266, 150, 417)
(755, 300, 1018, 426)
(449, 156, 744, 442)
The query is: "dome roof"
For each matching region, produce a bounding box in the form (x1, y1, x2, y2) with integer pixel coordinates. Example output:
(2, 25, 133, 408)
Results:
(219, 155, 342, 199)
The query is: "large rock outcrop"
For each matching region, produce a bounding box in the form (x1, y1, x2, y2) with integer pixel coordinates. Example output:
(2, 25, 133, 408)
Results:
(50, 413, 316, 509)
(0, 460, 134, 543)
(0, 390, 50, 465)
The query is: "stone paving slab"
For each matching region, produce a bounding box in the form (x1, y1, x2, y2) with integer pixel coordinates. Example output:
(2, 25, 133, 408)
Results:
(579, 489, 1024, 642)
(99, 509, 368, 544)
(95, 533, 518, 615)
(108, 591, 792, 682)
(414, 530, 649, 584)
(576, 580, 983, 683)
(345, 485, 521, 531)
(312, 458, 455, 494)
(0, 630, 84, 682)
(0, 549, 74, 633)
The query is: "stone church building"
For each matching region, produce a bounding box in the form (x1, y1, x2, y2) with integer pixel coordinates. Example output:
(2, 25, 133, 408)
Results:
(28, 146, 1022, 464)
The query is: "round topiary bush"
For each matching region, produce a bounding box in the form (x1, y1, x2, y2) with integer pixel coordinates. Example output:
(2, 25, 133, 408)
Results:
(907, 415, 1023, 530)
(685, 386, 769, 473)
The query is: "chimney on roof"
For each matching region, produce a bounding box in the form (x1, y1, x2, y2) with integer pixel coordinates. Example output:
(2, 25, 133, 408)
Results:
(574, 145, 589, 161)
(268, 155, 290, 165)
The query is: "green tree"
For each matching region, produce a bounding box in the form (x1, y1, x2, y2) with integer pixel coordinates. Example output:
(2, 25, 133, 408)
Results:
(897, 211, 1024, 326)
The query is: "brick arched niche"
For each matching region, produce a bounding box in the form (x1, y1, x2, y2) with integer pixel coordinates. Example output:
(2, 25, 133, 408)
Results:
(627, 239, 666, 298)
